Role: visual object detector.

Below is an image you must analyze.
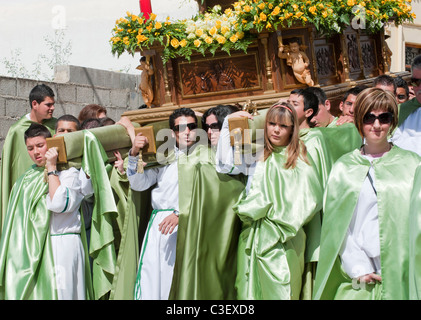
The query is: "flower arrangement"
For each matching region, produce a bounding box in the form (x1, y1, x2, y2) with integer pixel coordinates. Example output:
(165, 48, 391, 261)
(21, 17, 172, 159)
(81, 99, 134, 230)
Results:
(110, 0, 415, 63)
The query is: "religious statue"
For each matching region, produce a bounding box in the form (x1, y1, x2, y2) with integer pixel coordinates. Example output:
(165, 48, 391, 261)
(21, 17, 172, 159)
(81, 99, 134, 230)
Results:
(278, 37, 314, 86)
(137, 56, 154, 108)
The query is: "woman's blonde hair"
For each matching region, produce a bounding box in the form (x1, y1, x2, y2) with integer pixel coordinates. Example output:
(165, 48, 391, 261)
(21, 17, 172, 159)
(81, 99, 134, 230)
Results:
(354, 87, 398, 138)
(264, 102, 309, 168)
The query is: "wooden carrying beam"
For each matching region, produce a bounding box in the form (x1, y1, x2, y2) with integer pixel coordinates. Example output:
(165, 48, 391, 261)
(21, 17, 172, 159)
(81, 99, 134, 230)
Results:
(46, 135, 68, 164)
(134, 126, 157, 154)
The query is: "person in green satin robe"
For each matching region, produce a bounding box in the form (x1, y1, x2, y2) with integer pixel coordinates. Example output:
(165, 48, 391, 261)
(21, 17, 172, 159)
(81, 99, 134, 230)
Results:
(313, 88, 421, 300)
(223, 102, 323, 300)
(0, 123, 93, 299)
(0, 84, 57, 229)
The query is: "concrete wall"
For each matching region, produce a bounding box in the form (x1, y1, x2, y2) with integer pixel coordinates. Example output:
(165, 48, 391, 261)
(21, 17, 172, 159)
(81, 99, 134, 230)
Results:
(0, 65, 143, 160)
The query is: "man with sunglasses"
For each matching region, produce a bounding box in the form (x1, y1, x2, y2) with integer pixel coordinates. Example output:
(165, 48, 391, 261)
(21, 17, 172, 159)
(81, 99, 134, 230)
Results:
(392, 54, 421, 156)
(126, 107, 199, 300)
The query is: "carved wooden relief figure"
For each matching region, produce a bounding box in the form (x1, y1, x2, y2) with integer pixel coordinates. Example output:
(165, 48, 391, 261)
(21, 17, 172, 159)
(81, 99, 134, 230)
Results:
(137, 55, 154, 108)
(277, 36, 314, 86)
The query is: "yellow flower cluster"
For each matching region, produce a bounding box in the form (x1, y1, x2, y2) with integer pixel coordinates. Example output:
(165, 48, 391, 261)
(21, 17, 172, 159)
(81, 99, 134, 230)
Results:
(110, 0, 414, 62)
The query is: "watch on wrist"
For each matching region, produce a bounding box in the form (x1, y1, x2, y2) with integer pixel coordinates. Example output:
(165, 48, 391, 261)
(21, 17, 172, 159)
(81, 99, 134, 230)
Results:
(47, 170, 59, 176)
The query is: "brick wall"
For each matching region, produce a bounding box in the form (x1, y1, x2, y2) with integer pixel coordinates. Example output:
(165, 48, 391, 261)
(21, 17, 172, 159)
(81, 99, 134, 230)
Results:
(0, 65, 143, 160)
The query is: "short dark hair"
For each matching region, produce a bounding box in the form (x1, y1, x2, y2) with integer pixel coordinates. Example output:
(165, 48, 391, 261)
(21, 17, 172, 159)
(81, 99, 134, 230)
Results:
(304, 87, 327, 105)
(29, 84, 55, 108)
(24, 122, 52, 142)
(81, 118, 102, 129)
(293, 88, 319, 122)
(55, 114, 81, 131)
(169, 108, 197, 130)
(373, 74, 397, 92)
(394, 76, 409, 96)
(201, 104, 239, 130)
(342, 85, 368, 102)
(100, 117, 116, 126)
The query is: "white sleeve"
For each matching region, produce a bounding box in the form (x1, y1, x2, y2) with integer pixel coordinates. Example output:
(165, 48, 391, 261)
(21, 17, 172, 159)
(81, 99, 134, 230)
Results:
(126, 153, 159, 191)
(79, 167, 93, 198)
(215, 118, 249, 175)
(46, 168, 85, 214)
(339, 228, 375, 278)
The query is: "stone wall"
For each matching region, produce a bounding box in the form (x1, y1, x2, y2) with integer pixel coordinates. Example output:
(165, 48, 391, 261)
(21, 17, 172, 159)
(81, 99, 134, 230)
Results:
(0, 65, 143, 160)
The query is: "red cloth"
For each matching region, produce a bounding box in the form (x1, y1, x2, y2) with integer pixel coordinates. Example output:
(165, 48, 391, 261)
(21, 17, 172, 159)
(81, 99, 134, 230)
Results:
(139, 0, 152, 19)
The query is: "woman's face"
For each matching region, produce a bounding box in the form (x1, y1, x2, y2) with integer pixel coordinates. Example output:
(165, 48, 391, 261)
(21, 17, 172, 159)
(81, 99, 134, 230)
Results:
(266, 117, 293, 147)
(362, 109, 393, 146)
(205, 114, 220, 146)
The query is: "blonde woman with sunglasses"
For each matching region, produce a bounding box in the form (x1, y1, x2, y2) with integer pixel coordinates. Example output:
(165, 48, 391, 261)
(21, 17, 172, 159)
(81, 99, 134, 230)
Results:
(313, 87, 421, 300)
(217, 102, 323, 299)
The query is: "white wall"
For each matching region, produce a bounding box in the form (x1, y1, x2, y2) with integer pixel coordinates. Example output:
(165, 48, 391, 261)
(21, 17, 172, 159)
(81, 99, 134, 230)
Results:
(0, 0, 198, 80)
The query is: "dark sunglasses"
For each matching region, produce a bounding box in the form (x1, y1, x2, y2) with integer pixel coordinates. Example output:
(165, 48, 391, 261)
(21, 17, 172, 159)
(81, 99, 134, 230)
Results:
(363, 112, 394, 125)
(411, 77, 421, 87)
(173, 122, 197, 132)
(204, 122, 220, 131)
(397, 94, 407, 100)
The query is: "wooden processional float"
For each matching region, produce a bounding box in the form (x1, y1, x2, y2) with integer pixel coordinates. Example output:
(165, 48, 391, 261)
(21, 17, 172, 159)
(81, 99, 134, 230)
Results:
(50, 0, 412, 165)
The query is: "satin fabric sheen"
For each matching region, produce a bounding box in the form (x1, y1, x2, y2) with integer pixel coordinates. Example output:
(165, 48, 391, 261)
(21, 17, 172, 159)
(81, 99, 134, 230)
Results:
(313, 146, 421, 300)
(0, 166, 56, 299)
(0, 116, 57, 230)
(233, 146, 323, 300)
(82, 130, 118, 299)
(169, 145, 246, 299)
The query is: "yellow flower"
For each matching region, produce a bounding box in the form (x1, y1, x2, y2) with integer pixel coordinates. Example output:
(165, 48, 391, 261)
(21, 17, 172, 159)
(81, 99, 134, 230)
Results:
(243, 5, 251, 12)
(179, 39, 188, 47)
(205, 36, 213, 44)
(194, 39, 202, 47)
(271, 6, 281, 15)
(236, 31, 245, 39)
(230, 34, 239, 43)
(347, 0, 356, 6)
(221, 26, 230, 34)
(155, 22, 162, 29)
(260, 12, 267, 21)
(258, 2, 265, 10)
(309, 6, 317, 15)
(170, 38, 180, 48)
(296, 11, 304, 18)
(150, 13, 157, 20)
(196, 28, 204, 37)
(136, 34, 148, 43)
(209, 26, 218, 36)
(216, 35, 226, 44)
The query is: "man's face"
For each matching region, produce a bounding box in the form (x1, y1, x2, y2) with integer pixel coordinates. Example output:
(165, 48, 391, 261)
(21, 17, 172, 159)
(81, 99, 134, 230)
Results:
(310, 101, 331, 127)
(32, 96, 55, 121)
(26, 136, 48, 167)
(55, 120, 79, 136)
(396, 87, 408, 104)
(412, 68, 421, 104)
(288, 93, 306, 124)
(339, 94, 357, 117)
(173, 116, 197, 149)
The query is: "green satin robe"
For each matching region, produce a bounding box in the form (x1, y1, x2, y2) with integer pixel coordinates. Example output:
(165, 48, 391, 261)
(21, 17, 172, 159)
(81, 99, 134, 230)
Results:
(299, 124, 362, 299)
(81, 131, 119, 300)
(408, 163, 421, 299)
(0, 165, 93, 300)
(0, 116, 57, 229)
(233, 146, 323, 300)
(169, 145, 246, 300)
(313, 146, 421, 300)
(397, 97, 421, 127)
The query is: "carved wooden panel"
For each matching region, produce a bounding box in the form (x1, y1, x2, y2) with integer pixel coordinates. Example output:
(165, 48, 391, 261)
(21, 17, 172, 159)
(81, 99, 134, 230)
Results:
(178, 52, 261, 98)
(360, 37, 378, 77)
(345, 32, 361, 76)
(314, 39, 338, 86)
